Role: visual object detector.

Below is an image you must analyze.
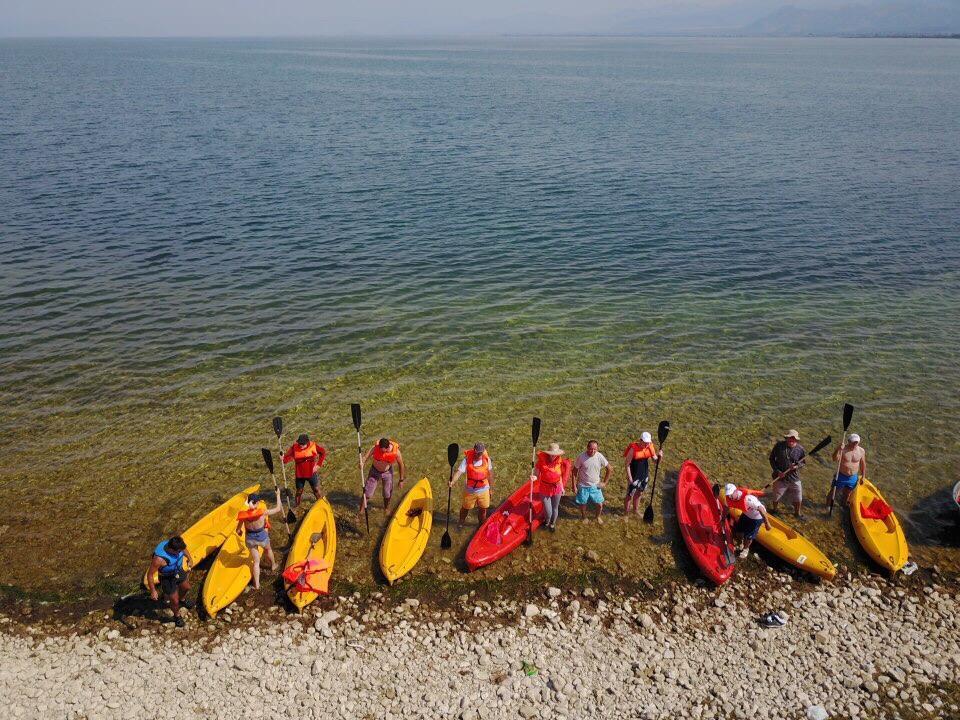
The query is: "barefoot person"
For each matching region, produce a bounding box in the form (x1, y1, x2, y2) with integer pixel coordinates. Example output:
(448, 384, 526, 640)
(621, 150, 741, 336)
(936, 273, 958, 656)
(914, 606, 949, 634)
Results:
(531, 442, 572, 531)
(146, 536, 195, 628)
(573, 440, 610, 523)
(236, 489, 284, 590)
(768, 429, 807, 519)
(361, 437, 406, 512)
(829, 433, 866, 508)
(729, 489, 772, 559)
(282, 433, 328, 507)
(623, 431, 663, 516)
(450, 442, 494, 528)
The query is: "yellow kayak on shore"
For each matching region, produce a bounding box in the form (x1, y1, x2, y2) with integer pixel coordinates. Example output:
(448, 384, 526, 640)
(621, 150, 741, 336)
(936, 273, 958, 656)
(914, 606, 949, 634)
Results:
(202, 528, 255, 618)
(284, 498, 337, 610)
(849, 477, 908, 573)
(144, 483, 259, 586)
(728, 506, 836, 580)
(379, 477, 433, 585)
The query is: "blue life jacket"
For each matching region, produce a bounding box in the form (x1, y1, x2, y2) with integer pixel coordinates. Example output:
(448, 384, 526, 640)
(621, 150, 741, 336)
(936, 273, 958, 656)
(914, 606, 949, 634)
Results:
(154, 541, 185, 576)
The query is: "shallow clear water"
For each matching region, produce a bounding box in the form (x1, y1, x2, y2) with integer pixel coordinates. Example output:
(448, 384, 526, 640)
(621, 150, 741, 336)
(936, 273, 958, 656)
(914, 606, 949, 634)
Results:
(1, 36, 959, 593)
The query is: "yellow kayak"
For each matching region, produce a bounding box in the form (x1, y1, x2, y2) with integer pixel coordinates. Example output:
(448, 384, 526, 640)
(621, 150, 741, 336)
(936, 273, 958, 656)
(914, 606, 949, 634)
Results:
(849, 477, 908, 573)
(144, 483, 259, 586)
(202, 528, 255, 618)
(728, 506, 836, 580)
(284, 498, 337, 611)
(379, 477, 433, 585)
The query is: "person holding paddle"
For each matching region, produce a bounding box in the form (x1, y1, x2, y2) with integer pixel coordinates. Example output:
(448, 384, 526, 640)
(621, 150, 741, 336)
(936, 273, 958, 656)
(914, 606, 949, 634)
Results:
(282, 433, 327, 507)
(237, 489, 283, 591)
(531, 442, 572, 531)
(623, 431, 663, 517)
(768, 430, 807, 519)
(361, 437, 406, 511)
(449, 442, 494, 528)
(829, 433, 866, 508)
(145, 536, 195, 628)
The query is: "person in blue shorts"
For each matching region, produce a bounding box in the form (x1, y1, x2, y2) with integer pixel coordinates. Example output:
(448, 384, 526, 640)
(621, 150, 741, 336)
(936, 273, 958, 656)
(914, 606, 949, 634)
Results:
(828, 433, 866, 509)
(573, 440, 610, 523)
(732, 493, 772, 559)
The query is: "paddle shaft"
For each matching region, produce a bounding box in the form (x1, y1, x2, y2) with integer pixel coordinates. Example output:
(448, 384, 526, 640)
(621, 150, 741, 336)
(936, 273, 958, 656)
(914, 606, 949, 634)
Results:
(644, 426, 670, 516)
(355, 429, 370, 533)
(829, 405, 854, 517)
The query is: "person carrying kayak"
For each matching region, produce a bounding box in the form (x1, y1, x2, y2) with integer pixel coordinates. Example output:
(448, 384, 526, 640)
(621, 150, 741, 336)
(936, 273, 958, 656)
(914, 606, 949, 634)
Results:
(449, 442, 494, 528)
(237, 489, 284, 590)
(726, 485, 772, 558)
(623, 431, 663, 517)
(531, 442, 572, 531)
(828, 433, 866, 509)
(768, 429, 807, 519)
(361, 437, 406, 512)
(282, 433, 328, 507)
(145, 535, 195, 628)
(573, 440, 610, 523)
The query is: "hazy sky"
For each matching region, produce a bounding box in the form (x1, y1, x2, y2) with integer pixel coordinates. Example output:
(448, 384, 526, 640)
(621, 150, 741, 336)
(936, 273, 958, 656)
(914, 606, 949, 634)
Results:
(1, 0, 844, 36)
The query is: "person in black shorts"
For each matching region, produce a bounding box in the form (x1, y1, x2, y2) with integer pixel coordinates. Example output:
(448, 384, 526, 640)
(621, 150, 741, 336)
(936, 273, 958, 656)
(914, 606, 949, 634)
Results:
(146, 535, 194, 628)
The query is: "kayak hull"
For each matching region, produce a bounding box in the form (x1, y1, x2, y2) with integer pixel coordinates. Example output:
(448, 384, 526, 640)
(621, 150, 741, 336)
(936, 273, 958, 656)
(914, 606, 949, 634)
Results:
(284, 498, 337, 610)
(676, 460, 734, 585)
(465, 481, 544, 572)
(953, 481, 960, 514)
(144, 483, 259, 587)
(849, 478, 908, 573)
(202, 528, 256, 618)
(728, 506, 836, 580)
(379, 478, 433, 585)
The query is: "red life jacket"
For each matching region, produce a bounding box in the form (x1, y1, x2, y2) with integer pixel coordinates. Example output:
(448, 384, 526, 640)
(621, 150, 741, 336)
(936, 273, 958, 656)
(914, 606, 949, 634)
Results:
(289, 441, 324, 479)
(282, 558, 331, 595)
(726, 486, 763, 512)
(464, 448, 491, 490)
(536, 452, 567, 486)
(373, 441, 400, 464)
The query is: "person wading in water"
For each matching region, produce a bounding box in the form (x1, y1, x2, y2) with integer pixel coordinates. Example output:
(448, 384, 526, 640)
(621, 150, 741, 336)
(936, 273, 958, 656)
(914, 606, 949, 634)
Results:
(361, 437, 406, 513)
(768, 429, 807, 519)
(828, 433, 866, 509)
(282, 433, 327, 507)
(623, 431, 663, 517)
(450, 442, 494, 528)
(531, 442, 572, 531)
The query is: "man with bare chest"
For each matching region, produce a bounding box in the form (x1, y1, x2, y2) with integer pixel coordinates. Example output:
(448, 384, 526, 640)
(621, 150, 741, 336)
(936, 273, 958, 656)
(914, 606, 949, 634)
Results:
(829, 433, 867, 508)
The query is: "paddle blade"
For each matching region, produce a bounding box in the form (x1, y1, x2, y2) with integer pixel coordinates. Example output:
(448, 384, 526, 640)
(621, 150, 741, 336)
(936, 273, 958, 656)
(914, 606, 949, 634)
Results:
(657, 420, 670, 445)
(351, 403, 362, 431)
(447, 443, 460, 468)
(531, 417, 542, 447)
(642, 503, 654, 524)
(261, 447, 274, 474)
(286, 508, 297, 524)
(810, 435, 832, 456)
(842, 403, 854, 431)
(272, 416, 283, 439)
(441, 531, 452, 549)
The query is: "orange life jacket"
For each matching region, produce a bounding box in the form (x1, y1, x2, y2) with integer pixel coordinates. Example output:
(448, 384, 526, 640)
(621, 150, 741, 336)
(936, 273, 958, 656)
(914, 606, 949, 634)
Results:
(373, 440, 400, 464)
(623, 442, 656, 461)
(282, 558, 331, 595)
(237, 502, 271, 530)
(464, 449, 492, 490)
(288, 441, 324, 478)
(536, 452, 567, 486)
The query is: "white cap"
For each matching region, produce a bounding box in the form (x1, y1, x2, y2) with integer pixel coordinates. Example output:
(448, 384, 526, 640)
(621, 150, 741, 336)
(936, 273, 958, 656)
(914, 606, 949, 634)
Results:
(848, 433, 861, 443)
(641, 431, 652, 443)
(724, 483, 737, 497)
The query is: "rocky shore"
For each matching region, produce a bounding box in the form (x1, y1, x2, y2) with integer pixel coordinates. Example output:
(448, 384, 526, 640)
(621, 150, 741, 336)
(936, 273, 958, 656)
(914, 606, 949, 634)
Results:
(1, 572, 957, 720)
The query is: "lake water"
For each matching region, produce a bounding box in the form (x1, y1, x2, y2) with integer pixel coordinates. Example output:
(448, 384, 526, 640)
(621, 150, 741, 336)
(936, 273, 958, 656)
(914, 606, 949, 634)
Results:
(1, 36, 959, 595)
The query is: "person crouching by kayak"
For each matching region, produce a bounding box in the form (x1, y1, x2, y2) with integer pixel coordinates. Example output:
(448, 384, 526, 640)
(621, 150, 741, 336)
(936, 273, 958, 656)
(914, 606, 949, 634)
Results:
(828, 433, 866, 509)
(721, 483, 766, 523)
(728, 489, 772, 559)
(146, 535, 195, 628)
(768, 430, 807, 519)
(361, 438, 406, 512)
(237, 489, 283, 590)
(531, 442, 572, 531)
(450, 442, 494, 529)
(623, 431, 663, 517)
(282, 433, 328, 507)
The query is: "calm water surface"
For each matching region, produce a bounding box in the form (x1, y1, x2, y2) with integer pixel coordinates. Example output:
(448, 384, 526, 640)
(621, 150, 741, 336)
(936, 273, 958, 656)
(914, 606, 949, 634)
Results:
(1, 36, 959, 593)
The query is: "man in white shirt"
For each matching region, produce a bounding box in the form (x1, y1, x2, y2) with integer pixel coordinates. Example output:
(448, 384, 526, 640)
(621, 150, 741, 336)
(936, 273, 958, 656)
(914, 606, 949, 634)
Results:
(449, 442, 494, 528)
(732, 492, 772, 559)
(573, 440, 610, 523)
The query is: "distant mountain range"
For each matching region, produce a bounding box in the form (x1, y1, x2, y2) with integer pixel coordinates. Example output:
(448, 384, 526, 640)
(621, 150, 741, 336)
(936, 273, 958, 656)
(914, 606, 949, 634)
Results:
(742, 0, 960, 35)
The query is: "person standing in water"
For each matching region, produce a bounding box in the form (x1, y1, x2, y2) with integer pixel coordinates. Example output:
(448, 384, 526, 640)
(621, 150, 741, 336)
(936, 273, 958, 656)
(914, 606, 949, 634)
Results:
(361, 437, 406, 512)
(236, 489, 284, 590)
(828, 433, 866, 509)
(573, 440, 610, 523)
(282, 433, 327, 507)
(531, 442, 572, 531)
(623, 431, 663, 517)
(768, 429, 807, 519)
(145, 535, 195, 628)
(450, 442, 494, 528)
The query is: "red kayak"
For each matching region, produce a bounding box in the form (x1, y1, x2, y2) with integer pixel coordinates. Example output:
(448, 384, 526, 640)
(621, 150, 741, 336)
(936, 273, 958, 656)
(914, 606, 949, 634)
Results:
(465, 481, 545, 571)
(676, 460, 735, 585)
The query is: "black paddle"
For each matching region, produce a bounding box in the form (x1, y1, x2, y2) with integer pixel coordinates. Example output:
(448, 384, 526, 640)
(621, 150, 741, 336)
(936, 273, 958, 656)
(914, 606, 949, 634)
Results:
(526, 417, 542, 547)
(271, 416, 294, 504)
(441, 443, 460, 549)
(642, 420, 671, 524)
(828, 403, 855, 517)
(260, 448, 296, 530)
(351, 403, 370, 535)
